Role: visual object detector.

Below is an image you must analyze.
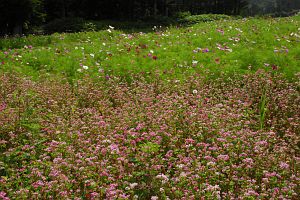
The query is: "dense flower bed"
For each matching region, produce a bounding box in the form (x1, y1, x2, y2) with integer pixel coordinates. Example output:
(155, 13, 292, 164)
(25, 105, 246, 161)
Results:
(0, 71, 299, 199)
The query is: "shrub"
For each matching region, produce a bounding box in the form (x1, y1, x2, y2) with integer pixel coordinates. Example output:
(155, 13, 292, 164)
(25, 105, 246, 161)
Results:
(178, 14, 232, 25)
(144, 15, 176, 26)
(43, 17, 87, 34)
(0, 35, 53, 50)
(173, 11, 192, 20)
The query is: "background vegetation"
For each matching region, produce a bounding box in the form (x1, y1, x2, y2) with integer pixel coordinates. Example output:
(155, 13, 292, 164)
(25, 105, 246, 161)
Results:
(1, 0, 300, 36)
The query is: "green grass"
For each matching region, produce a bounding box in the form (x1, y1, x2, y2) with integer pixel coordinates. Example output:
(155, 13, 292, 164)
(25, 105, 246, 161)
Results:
(0, 15, 300, 81)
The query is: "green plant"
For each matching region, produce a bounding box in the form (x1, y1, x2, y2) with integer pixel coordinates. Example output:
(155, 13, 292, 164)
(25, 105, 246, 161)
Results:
(259, 88, 268, 130)
(179, 14, 232, 25)
(83, 22, 97, 32)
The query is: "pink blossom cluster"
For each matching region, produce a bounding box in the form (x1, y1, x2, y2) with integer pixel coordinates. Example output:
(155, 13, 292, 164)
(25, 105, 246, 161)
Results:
(0, 70, 299, 199)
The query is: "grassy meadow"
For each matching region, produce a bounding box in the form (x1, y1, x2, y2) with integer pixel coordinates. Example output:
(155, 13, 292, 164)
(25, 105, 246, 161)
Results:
(0, 15, 300, 199)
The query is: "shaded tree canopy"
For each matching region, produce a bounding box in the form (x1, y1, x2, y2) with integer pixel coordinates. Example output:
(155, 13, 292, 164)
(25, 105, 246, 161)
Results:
(0, 0, 300, 35)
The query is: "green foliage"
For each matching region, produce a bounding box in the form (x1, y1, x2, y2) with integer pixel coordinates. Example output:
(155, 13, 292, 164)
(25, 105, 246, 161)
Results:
(179, 14, 232, 25)
(0, 0, 45, 35)
(43, 17, 175, 34)
(43, 18, 87, 34)
(83, 22, 97, 32)
(173, 11, 192, 19)
(0, 35, 53, 50)
(140, 142, 160, 154)
(259, 88, 268, 130)
(0, 15, 299, 81)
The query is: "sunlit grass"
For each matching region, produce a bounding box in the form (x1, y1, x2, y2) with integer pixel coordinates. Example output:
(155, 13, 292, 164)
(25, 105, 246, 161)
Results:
(0, 16, 299, 81)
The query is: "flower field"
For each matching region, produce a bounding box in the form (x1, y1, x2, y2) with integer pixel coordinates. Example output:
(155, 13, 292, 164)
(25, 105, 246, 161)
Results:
(0, 15, 300, 199)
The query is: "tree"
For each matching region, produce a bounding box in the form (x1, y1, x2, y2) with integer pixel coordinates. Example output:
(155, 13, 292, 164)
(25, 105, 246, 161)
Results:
(0, 0, 44, 34)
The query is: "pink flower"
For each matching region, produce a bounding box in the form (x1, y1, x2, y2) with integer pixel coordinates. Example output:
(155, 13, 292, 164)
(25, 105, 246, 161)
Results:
(59, 191, 68, 197)
(272, 64, 278, 70)
(279, 162, 289, 170)
(32, 180, 45, 189)
(202, 48, 209, 53)
(217, 154, 230, 161)
(109, 144, 119, 153)
(243, 158, 254, 165)
(90, 192, 99, 198)
(185, 138, 195, 144)
(0, 191, 9, 200)
(0, 102, 7, 112)
(245, 189, 259, 196)
(217, 29, 224, 35)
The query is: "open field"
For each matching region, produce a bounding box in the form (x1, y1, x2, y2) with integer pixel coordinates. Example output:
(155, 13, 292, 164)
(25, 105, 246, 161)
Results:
(1, 15, 300, 80)
(0, 15, 300, 199)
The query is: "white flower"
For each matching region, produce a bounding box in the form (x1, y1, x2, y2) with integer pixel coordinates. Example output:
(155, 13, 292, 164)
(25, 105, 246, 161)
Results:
(207, 161, 216, 166)
(192, 60, 198, 65)
(102, 43, 106, 46)
(180, 172, 187, 177)
(90, 53, 95, 58)
(129, 183, 138, 189)
(151, 196, 159, 200)
(235, 28, 243, 33)
(192, 89, 198, 94)
(102, 139, 111, 144)
(150, 50, 154, 54)
(77, 69, 82, 72)
(177, 164, 184, 168)
(82, 65, 89, 70)
(109, 25, 114, 30)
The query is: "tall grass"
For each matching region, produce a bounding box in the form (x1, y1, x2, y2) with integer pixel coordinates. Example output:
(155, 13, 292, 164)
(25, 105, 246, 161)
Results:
(0, 15, 299, 81)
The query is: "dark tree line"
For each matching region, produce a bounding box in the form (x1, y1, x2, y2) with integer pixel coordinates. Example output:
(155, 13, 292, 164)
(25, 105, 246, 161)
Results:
(41, 0, 248, 20)
(1, 0, 300, 35)
(246, 0, 300, 16)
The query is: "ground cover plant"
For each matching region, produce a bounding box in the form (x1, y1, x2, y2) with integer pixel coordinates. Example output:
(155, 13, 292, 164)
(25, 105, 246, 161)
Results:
(0, 15, 300, 199)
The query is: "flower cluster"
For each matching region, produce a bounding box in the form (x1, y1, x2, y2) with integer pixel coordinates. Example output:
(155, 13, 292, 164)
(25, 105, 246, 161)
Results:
(0, 70, 299, 199)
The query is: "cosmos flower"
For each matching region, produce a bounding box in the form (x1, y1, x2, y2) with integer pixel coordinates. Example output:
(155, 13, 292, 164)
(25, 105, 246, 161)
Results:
(83, 65, 89, 70)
